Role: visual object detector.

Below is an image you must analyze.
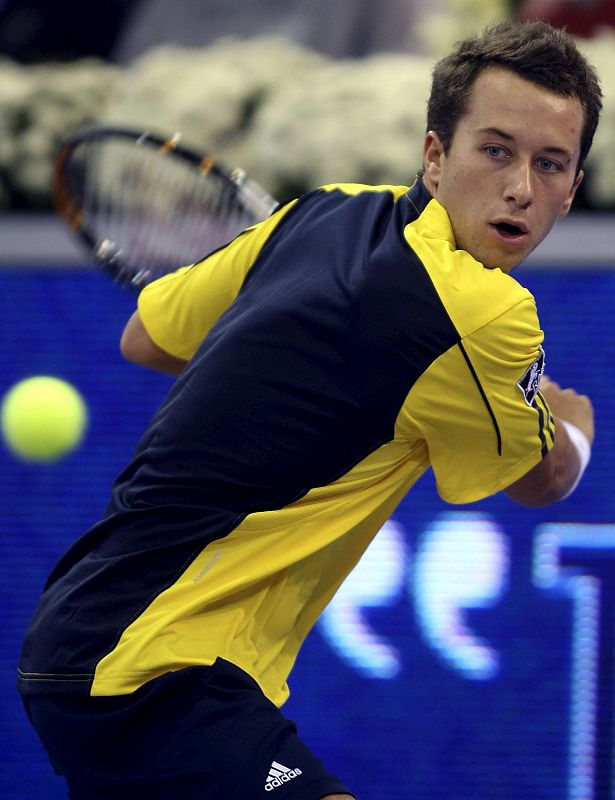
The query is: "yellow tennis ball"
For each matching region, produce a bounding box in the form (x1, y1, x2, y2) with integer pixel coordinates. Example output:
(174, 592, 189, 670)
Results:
(0, 376, 88, 463)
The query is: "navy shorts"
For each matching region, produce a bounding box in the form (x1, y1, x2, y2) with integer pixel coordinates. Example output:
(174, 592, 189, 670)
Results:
(22, 659, 353, 800)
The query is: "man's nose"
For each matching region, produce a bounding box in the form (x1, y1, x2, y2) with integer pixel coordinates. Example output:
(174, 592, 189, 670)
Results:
(505, 162, 534, 209)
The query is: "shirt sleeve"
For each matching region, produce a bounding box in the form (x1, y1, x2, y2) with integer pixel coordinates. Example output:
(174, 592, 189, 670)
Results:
(400, 296, 554, 504)
(137, 201, 296, 361)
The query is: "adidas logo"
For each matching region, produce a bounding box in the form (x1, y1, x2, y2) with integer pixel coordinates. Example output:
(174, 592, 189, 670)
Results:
(264, 760, 303, 792)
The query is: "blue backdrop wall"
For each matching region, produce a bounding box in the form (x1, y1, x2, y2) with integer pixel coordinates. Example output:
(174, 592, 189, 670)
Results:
(1, 265, 614, 799)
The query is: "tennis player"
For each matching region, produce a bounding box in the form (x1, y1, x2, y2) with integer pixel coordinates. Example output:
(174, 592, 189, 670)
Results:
(19, 19, 602, 800)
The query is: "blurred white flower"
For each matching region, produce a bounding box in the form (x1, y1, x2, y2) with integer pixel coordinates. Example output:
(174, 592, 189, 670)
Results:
(0, 18, 612, 211)
(250, 53, 432, 196)
(417, 0, 508, 57)
(579, 32, 615, 205)
(0, 57, 118, 208)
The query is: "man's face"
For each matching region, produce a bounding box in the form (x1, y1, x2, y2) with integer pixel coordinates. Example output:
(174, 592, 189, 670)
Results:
(423, 66, 585, 272)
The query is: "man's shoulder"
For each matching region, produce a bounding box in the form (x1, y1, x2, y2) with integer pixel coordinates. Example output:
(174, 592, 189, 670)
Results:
(317, 182, 410, 198)
(271, 181, 414, 243)
(286, 182, 412, 219)
(405, 222, 536, 337)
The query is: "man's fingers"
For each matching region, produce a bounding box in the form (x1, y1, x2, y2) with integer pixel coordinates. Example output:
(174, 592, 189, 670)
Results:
(540, 373, 554, 389)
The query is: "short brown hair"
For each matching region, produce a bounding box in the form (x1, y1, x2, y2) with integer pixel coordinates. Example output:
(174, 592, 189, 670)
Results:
(426, 20, 603, 170)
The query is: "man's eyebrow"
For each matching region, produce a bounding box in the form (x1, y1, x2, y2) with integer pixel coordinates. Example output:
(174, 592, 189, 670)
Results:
(477, 126, 514, 141)
(476, 126, 574, 162)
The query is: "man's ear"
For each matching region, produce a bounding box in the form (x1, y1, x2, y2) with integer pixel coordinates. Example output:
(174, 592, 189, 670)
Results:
(559, 169, 584, 219)
(423, 130, 445, 193)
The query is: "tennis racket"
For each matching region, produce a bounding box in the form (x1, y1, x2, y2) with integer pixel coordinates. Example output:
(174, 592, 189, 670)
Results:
(53, 125, 278, 292)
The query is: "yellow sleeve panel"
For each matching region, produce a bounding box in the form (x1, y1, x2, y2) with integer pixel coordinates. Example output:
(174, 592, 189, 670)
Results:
(400, 198, 554, 504)
(400, 298, 553, 504)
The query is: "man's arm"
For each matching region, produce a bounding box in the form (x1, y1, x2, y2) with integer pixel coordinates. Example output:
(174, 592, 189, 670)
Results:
(504, 377, 593, 506)
(120, 309, 188, 376)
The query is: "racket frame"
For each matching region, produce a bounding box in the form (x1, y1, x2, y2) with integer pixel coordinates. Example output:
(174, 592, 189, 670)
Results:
(53, 124, 277, 291)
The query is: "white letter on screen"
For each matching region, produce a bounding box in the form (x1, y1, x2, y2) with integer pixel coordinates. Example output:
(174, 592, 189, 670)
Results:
(412, 512, 509, 680)
(318, 519, 407, 679)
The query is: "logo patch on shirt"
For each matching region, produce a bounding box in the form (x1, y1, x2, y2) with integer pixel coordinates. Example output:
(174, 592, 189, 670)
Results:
(265, 761, 303, 792)
(517, 347, 545, 406)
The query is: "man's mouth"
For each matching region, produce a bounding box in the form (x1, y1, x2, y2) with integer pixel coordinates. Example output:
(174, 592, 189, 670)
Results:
(490, 220, 529, 243)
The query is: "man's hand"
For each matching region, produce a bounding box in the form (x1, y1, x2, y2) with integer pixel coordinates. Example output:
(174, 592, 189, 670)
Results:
(504, 376, 593, 507)
(539, 375, 594, 445)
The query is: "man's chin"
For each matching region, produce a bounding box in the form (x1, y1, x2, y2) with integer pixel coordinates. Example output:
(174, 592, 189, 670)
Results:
(461, 236, 532, 272)
(481, 249, 529, 273)
(486, 260, 521, 273)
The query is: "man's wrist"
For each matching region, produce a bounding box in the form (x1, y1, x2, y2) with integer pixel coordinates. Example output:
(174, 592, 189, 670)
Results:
(560, 419, 591, 499)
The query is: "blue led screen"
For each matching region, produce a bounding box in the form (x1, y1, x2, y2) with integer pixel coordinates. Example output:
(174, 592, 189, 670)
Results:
(1, 265, 614, 800)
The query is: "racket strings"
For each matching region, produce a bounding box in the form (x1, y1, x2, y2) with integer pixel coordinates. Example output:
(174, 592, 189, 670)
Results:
(73, 138, 267, 285)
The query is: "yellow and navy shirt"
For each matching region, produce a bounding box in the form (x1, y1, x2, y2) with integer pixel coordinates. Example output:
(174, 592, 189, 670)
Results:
(18, 179, 553, 706)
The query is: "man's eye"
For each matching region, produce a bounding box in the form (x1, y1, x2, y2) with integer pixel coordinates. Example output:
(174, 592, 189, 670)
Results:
(485, 146, 507, 158)
(537, 158, 561, 172)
